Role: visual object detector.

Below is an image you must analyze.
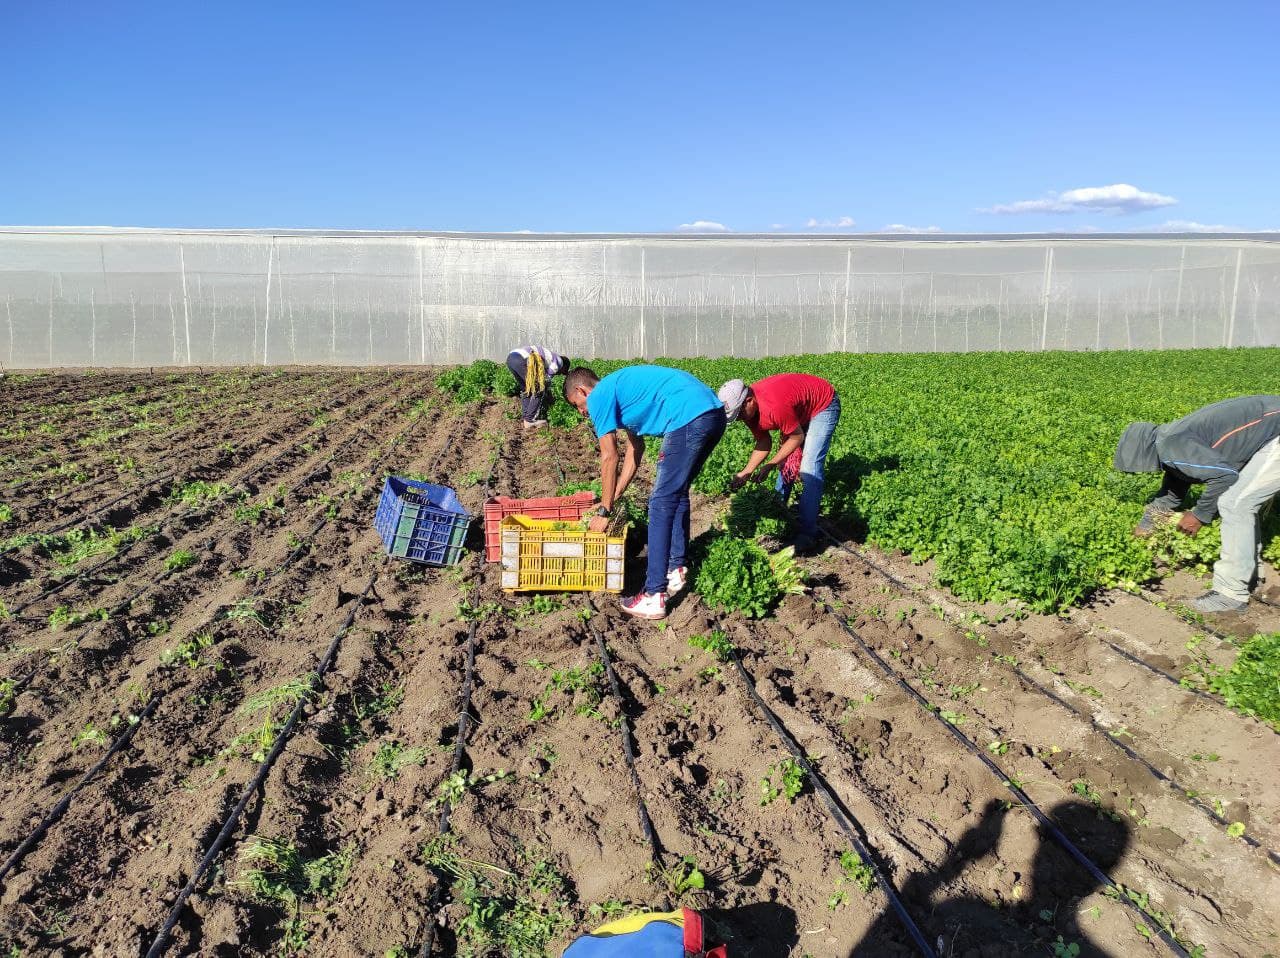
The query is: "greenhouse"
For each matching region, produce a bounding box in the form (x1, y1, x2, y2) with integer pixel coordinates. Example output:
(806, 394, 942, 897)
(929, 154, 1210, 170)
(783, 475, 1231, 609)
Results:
(2, 227, 1277, 368)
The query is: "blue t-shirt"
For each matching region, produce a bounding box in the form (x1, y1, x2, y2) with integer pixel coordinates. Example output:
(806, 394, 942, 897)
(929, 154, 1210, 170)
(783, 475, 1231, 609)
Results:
(586, 366, 720, 439)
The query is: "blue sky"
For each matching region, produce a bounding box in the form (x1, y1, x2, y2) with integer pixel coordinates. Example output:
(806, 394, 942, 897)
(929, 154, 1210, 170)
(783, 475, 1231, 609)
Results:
(3, 1, 1277, 233)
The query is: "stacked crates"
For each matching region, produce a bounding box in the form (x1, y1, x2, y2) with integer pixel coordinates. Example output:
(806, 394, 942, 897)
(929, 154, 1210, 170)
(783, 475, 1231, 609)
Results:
(498, 514, 625, 593)
(374, 476, 471, 566)
(482, 491, 597, 561)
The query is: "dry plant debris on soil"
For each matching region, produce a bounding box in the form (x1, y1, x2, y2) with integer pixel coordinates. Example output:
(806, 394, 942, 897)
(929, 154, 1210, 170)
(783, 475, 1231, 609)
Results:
(0, 356, 1278, 957)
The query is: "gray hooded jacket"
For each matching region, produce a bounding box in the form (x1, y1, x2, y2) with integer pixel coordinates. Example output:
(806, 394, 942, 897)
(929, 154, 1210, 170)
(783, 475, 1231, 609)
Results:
(1114, 394, 1280, 522)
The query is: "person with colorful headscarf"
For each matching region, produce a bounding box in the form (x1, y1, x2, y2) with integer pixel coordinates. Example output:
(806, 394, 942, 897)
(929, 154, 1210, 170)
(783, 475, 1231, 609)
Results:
(506, 345, 571, 430)
(1114, 394, 1280, 613)
(718, 373, 841, 555)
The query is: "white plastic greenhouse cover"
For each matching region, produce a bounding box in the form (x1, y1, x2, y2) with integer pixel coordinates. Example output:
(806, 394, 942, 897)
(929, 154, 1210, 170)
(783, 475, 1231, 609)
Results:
(0, 227, 1277, 368)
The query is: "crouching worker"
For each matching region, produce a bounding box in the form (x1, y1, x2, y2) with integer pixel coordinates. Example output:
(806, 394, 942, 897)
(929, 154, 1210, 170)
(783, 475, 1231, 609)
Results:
(1115, 394, 1280, 613)
(718, 373, 841, 555)
(565, 365, 726, 620)
(507, 345, 571, 430)
(563, 907, 726, 957)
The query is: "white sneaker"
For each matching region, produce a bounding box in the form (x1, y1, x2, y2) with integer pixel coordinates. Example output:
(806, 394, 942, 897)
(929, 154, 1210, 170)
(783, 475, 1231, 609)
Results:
(667, 566, 688, 596)
(620, 591, 667, 620)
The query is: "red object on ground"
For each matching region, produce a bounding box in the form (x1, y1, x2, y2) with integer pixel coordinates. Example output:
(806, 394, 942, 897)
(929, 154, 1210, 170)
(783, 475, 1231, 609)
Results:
(482, 491, 597, 561)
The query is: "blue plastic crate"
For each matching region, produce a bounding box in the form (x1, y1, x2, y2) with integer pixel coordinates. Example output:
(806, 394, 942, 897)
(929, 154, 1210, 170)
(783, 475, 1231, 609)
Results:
(374, 476, 472, 566)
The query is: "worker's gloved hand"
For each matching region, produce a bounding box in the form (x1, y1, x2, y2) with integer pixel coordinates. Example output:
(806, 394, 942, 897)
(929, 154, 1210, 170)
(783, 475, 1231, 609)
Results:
(750, 466, 772, 484)
(729, 474, 748, 492)
(1177, 512, 1204, 536)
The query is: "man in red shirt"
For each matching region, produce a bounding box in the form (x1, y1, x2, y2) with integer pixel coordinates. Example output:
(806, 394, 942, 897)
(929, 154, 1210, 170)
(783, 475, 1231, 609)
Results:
(718, 373, 841, 554)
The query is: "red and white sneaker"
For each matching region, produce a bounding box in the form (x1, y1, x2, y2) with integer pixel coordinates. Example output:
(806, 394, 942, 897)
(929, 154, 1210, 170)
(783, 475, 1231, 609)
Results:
(666, 566, 688, 596)
(620, 591, 667, 620)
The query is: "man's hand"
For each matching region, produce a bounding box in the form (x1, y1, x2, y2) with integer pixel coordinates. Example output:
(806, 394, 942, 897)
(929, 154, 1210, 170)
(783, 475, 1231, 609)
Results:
(729, 474, 748, 492)
(1177, 512, 1204, 536)
(1132, 524, 1154, 539)
(587, 515, 610, 533)
(751, 465, 773, 484)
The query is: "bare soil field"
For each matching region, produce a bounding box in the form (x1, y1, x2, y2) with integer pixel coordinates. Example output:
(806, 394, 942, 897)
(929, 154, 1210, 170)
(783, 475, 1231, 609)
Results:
(1, 370, 1278, 958)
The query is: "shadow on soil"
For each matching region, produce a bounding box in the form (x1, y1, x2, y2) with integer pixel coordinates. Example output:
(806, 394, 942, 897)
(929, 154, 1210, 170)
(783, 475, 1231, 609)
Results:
(848, 798, 1130, 958)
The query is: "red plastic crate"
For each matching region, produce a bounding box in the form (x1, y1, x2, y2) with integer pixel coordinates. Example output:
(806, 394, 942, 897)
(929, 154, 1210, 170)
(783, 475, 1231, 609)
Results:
(482, 491, 597, 561)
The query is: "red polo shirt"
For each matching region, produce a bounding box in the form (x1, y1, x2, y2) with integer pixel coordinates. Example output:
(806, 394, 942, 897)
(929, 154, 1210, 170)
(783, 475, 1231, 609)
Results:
(750, 374, 835, 438)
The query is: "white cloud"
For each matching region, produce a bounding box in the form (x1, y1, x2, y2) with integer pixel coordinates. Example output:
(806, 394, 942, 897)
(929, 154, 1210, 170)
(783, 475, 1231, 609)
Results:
(805, 216, 856, 229)
(983, 183, 1177, 215)
(677, 220, 730, 232)
(881, 223, 943, 234)
(769, 223, 788, 230)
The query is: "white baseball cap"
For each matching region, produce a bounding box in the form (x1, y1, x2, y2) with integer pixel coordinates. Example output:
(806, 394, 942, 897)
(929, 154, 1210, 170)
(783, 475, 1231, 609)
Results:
(717, 380, 748, 422)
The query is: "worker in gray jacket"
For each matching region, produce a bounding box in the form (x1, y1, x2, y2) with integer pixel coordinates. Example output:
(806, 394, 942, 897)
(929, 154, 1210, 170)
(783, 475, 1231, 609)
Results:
(1114, 394, 1280, 613)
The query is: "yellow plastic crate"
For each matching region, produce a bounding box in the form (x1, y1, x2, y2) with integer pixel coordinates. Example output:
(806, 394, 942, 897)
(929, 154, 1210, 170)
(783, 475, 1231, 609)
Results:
(499, 514, 626, 593)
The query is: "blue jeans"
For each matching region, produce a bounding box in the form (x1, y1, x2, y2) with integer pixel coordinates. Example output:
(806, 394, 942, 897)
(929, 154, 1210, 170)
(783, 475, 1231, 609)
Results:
(777, 394, 841, 539)
(646, 407, 727, 594)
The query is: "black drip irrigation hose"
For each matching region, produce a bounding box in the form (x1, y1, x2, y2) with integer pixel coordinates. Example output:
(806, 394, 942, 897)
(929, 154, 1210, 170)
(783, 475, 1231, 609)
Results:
(417, 617, 480, 958)
(817, 529, 1184, 695)
(1, 376, 207, 443)
(816, 599, 1193, 958)
(1, 378, 372, 555)
(0, 406, 432, 879)
(5, 386, 263, 489)
(420, 434, 520, 956)
(3, 370, 160, 413)
(1131, 584, 1239, 642)
(845, 582, 1280, 867)
(6, 384, 420, 665)
(815, 531, 1279, 851)
(0, 694, 161, 887)
(1083, 628, 1218, 704)
(1, 372, 351, 494)
(0, 467, 180, 558)
(586, 619, 665, 871)
(1131, 578, 1280, 648)
(725, 643, 937, 958)
(4, 406, 348, 614)
(144, 568, 382, 958)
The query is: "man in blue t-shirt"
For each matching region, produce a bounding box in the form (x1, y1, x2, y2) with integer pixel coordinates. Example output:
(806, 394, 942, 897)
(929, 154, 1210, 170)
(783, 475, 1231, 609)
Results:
(564, 365, 727, 620)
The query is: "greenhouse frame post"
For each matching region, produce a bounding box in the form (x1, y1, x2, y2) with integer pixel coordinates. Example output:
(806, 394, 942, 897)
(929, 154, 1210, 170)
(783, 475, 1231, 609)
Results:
(129, 289, 138, 363)
(1039, 246, 1054, 351)
(897, 247, 906, 349)
(842, 247, 851, 352)
(1095, 288, 1102, 350)
(1227, 247, 1243, 347)
(996, 277, 1004, 350)
(639, 245, 647, 359)
(929, 272, 936, 352)
(329, 272, 337, 363)
(179, 243, 192, 365)
(417, 239, 426, 365)
(262, 238, 275, 366)
(1174, 245, 1186, 322)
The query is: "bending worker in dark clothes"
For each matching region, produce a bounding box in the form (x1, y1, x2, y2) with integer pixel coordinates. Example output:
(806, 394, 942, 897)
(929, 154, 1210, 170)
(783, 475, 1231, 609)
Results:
(1114, 394, 1280, 613)
(506, 345, 571, 430)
